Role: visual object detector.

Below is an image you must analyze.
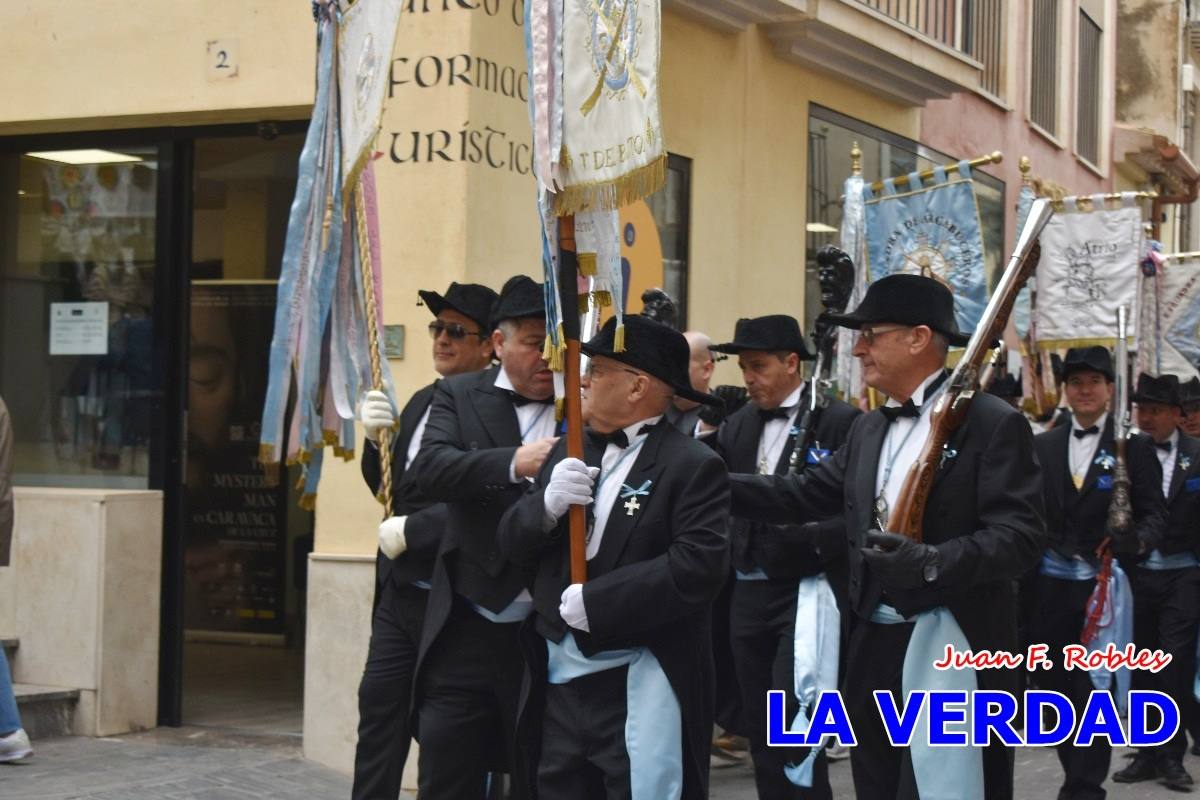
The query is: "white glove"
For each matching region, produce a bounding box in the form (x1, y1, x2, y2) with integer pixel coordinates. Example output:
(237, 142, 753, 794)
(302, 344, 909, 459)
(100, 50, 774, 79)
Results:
(378, 516, 408, 559)
(360, 390, 395, 443)
(559, 583, 589, 632)
(544, 458, 598, 523)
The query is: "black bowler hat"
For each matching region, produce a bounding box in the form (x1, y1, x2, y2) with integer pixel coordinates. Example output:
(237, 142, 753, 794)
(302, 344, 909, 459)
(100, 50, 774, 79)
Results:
(1131, 372, 1181, 407)
(1180, 376, 1200, 407)
(711, 315, 813, 360)
(490, 275, 545, 329)
(418, 282, 498, 332)
(582, 315, 721, 407)
(823, 274, 971, 347)
(987, 373, 1023, 399)
(1062, 346, 1114, 382)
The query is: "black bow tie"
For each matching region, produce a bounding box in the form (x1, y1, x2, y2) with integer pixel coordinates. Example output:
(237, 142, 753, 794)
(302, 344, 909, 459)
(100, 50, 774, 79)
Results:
(1073, 425, 1099, 439)
(758, 406, 794, 422)
(880, 400, 920, 423)
(587, 425, 655, 450)
(505, 390, 553, 407)
(1156, 439, 1173, 452)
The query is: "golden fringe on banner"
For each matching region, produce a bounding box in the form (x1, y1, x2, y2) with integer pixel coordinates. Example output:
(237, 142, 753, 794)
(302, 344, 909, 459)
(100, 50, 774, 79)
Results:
(1037, 337, 1123, 350)
(299, 493, 318, 512)
(577, 253, 598, 276)
(552, 155, 666, 217)
(614, 322, 625, 352)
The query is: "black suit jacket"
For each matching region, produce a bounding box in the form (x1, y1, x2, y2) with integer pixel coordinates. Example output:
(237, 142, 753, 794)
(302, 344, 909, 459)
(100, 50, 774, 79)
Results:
(1033, 417, 1166, 559)
(498, 422, 729, 800)
(360, 382, 448, 588)
(716, 391, 859, 580)
(728, 393, 1046, 685)
(1137, 430, 1200, 557)
(414, 365, 538, 613)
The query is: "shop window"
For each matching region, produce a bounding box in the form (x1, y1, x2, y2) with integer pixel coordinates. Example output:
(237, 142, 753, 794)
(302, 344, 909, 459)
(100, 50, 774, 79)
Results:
(643, 154, 691, 327)
(0, 147, 160, 488)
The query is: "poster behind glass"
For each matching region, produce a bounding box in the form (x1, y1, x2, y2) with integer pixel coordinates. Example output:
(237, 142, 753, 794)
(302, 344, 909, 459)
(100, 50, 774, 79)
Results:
(184, 282, 288, 640)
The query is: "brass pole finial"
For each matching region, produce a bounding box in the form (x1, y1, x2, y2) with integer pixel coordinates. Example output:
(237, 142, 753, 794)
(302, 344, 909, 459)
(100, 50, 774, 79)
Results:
(1019, 156, 1031, 184)
(850, 142, 862, 177)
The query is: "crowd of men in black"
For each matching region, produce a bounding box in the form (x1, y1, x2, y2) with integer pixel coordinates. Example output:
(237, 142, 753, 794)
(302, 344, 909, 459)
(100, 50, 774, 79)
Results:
(348, 272, 1200, 800)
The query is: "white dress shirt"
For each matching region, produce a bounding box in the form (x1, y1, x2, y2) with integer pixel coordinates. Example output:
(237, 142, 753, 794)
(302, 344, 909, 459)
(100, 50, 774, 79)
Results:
(496, 366, 557, 482)
(874, 370, 948, 525)
(404, 406, 432, 471)
(1068, 412, 1108, 489)
(757, 383, 804, 475)
(1155, 429, 1180, 498)
(587, 415, 662, 560)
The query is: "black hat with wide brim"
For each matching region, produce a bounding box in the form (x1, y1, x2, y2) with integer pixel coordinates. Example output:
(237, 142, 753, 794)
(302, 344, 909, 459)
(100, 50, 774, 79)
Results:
(1131, 372, 1181, 407)
(823, 273, 972, 347)
(1180, 376, 1200, 407)
(1062, 346, 1114, 382)
(418, 282, 498, 332)
(582, 315, 722, 407)
(490, 275, 546, 329)
(711, 315, 813, 359)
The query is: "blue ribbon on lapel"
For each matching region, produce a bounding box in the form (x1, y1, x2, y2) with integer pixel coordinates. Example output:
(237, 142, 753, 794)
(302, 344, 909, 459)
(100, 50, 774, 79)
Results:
(620, 480, 652, 499)
(546, 633, 683, 800)
(784, 574, 839, 788)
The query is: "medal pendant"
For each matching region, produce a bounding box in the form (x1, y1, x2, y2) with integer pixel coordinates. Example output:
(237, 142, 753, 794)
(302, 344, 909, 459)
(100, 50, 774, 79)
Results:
(873, 493, 889, 530)
(1071, 474, 1084, 491)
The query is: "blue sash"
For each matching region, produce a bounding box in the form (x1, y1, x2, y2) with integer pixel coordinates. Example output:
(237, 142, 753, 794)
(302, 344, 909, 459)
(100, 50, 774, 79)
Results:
(1039, 551, 1133, 708)
(870, 604, 984, 800)
(1141, 550, 1200, 571)
(783, 574, 839, 788)
(546, 633, 682, 800)
(470, 597, 532, 624)
(735, 569, 769, 581)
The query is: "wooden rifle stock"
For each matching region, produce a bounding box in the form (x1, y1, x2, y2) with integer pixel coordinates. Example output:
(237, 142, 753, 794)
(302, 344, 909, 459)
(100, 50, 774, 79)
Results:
(886, 199, 1051, 541)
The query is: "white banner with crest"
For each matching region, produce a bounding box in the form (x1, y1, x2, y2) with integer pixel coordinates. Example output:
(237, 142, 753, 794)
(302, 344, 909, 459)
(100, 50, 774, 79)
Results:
(1035, 196, 1143, 349)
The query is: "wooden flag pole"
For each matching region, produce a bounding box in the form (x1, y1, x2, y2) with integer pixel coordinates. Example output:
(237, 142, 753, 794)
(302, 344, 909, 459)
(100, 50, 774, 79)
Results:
(557, 215, 588, 583)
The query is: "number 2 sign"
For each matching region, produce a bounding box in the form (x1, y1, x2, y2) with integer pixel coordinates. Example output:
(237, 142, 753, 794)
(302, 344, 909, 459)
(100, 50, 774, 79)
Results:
(207, 39, 240, 81)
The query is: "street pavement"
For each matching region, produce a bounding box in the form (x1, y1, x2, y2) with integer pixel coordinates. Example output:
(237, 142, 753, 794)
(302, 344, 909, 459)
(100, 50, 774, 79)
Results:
(1, 727, 1197, 799)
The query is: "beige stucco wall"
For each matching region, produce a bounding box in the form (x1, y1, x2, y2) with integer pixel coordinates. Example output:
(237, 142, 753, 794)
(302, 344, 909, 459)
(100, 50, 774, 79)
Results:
(0, 1, 314, 132)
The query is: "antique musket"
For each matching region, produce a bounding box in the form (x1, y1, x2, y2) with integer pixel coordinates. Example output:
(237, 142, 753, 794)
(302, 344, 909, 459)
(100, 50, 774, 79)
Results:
(886, 199, 1054, 542)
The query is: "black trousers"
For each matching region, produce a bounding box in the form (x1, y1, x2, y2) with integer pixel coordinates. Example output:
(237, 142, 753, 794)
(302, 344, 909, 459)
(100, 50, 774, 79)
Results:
(712, 575, 744, 735)
(352, 580, 427, 800)
(538, 666, 635, 799)
(1128, 565, 1200, 762)
(1032, 574, 1110, 800)
(730, 579, 831, 800)
(416, 598, 527, 800)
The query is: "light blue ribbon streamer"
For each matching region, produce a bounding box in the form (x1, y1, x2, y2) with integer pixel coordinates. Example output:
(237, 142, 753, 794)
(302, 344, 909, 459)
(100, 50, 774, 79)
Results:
(1142, 550, 1200, 570)
(546, 632, 683, 800)
(870, 604, 984, 800)
(783, 574, 840, 788)
(620, 480, 651, 499)
(1039, 551, 1134, 710)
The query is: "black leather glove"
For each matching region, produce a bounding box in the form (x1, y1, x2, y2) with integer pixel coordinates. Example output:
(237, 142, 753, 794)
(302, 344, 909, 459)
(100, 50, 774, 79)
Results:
(860, 530, 941, 591)
(698, 385, 749, 427)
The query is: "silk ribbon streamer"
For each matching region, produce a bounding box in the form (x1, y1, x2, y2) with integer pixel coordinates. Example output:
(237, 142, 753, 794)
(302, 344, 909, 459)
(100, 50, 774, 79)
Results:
(870, 603, 984, 800)
(547, 632, 683, 800)
(837, 173, 867, 404)
(1039, 551, 1134, 710)
(783, 574, 840, 788)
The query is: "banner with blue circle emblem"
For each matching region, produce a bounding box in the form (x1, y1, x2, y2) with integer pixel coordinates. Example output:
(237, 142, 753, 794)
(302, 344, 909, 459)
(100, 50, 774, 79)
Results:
(863, 162, 987, 335)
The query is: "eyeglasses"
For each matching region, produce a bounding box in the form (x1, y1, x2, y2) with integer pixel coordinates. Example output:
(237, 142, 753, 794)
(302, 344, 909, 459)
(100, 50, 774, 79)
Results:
(858, 324, 910, 345)
(428, 320, 485, 340)
(584, 361, 643, 380)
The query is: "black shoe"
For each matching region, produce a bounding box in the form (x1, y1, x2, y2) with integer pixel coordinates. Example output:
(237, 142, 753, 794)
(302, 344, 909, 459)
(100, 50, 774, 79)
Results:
(1160, 760, 1196, 792)
(1113, 755, 1161, 783)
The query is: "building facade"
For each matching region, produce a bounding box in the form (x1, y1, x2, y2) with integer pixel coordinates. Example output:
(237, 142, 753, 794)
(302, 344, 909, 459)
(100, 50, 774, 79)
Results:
(2, 0, 1191, 785)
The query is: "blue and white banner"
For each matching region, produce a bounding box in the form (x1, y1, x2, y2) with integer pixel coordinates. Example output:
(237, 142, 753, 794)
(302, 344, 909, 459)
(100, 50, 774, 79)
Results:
(864, 162, 987, 335)
(1154, 257, 1200, 379)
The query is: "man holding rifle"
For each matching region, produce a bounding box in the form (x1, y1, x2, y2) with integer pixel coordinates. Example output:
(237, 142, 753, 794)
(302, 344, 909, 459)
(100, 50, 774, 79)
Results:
(727, 273, 1046, 799)
(1030, 347, 1166, 799)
